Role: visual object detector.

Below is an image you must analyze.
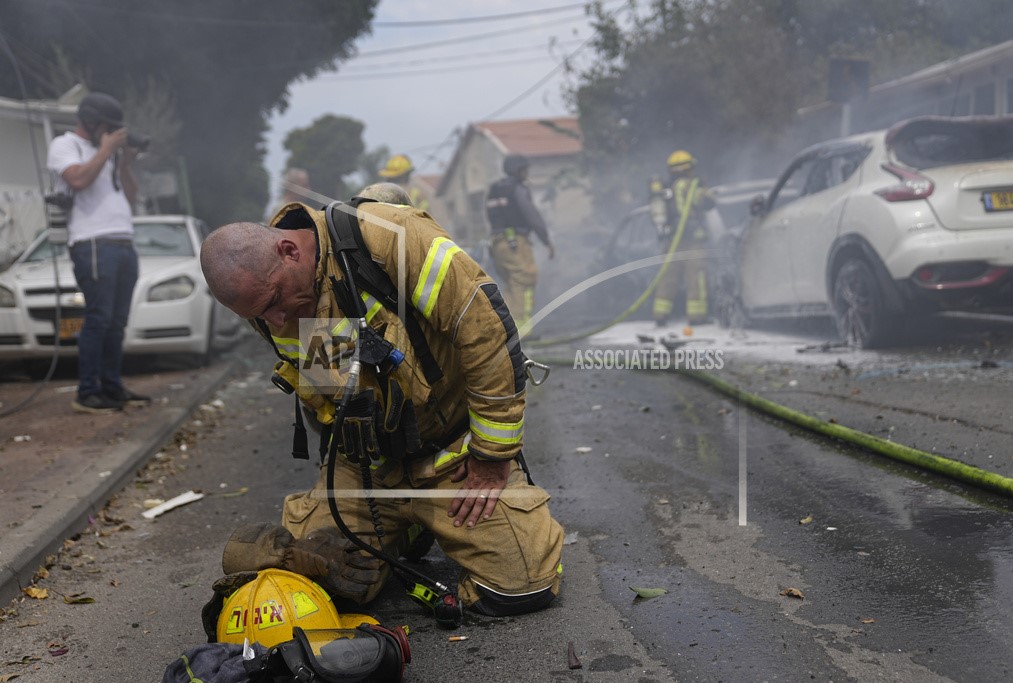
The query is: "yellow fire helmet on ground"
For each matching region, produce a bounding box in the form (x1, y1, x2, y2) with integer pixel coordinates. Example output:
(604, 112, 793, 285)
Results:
(217, 569, 378, 648)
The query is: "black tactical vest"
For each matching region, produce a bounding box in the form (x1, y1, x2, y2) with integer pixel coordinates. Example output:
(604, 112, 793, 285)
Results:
(485, 177, 527, 235)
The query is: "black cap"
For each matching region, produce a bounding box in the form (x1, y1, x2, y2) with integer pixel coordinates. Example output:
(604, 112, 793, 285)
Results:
(503, 154, 530, 177)
(77, 92, 124, 129)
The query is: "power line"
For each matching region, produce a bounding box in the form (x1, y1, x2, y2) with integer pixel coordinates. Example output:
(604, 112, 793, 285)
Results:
(338, 38, 584, 72)
(354, 14, 586, 58)
(313, 54, 556, 81)
(478, 3, 630, 121)
(480, 40, 590, 121)
(372, 2, 592, 27)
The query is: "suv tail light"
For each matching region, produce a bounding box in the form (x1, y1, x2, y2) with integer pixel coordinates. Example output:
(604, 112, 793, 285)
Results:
(875, 163, 934, 201)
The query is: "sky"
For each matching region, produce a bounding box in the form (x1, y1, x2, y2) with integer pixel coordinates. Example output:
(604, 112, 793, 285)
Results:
(263, 0, 623, 196)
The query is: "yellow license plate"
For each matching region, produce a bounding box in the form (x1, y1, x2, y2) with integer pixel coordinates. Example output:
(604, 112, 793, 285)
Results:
(983, 190, 1013, 211)
(59, 317, 84, 340)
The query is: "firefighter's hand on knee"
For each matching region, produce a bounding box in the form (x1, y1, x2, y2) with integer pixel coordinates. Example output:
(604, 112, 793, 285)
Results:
(448, 457, 511, 528)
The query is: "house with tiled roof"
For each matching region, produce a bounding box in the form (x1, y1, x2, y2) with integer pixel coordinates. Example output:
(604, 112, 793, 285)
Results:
(436, 117, 592, 250)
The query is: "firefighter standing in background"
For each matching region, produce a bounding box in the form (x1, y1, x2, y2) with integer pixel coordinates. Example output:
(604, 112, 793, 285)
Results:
(650, 150, 716, 327)
(485, 154, 555, 328)
(378, 154, 430, 212)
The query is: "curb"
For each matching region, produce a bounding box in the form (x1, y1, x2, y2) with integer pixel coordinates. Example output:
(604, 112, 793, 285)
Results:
(0, 356, 242, 606)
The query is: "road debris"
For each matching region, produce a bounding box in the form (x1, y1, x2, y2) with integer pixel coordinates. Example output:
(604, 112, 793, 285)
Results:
(799, 515, 813, 525)
(142, 490, 204, 519)
(567, 641, 582, 670)
(563, 532, 579, 545)
(779, 587, 805, 600)
(12, 435, 31, 443)
(574, 446, 593, 454)
(447, 635, 468, 642)
(630, 586, 667, 599)
(21, 587, 47, 600)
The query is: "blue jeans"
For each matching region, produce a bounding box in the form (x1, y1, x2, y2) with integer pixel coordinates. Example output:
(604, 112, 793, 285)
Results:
(69, 239, 138, 398)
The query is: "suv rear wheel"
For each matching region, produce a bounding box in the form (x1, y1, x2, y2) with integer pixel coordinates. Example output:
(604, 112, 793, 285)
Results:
(832, 258, 896, 348)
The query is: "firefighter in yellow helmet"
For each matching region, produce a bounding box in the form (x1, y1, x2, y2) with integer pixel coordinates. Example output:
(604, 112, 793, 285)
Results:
(485, 154, 555, 328)
(378, 154, 430, 212)
(650, 150, 716, 326)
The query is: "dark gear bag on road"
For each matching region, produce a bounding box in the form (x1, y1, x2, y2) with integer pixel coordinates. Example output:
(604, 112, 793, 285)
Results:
(163, 624, 409, 682)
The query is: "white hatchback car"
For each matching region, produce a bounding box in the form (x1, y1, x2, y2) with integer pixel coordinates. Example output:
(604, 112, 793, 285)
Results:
(719, 116, 1013, 347)
(0, 214, 244, 364)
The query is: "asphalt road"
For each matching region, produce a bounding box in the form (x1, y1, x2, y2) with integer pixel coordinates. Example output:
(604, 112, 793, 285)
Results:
(1, 338, 1012, 682)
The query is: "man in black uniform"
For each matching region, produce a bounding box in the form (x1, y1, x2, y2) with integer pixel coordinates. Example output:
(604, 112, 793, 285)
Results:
(485, 154, 554, 328)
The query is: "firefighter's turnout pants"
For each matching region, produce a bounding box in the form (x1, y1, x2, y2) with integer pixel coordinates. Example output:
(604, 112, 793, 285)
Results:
(653, 228, 709, 325)
(281, 440, 564, 614)
(491, 231, 538, 327)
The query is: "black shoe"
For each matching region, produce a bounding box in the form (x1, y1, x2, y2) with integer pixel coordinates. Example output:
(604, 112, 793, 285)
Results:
(72, 393, 123, 414)
(104, 386, 152, 407)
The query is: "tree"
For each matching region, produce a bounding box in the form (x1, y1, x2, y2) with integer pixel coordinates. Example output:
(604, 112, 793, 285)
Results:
(0, 0, 376, 226)
(570, 0, 1009, 217)
(283, 115, 365, 202)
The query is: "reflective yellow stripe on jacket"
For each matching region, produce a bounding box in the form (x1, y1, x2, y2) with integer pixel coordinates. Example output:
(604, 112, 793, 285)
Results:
(469, 409, 523, 446)
(412, 237, 461, 318)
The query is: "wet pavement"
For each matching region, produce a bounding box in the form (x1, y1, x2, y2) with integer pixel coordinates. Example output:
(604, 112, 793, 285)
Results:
(1, 319, 1012, 681)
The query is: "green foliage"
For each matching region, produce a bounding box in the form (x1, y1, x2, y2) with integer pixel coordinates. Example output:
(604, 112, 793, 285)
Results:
(572, 0, 1010, 218)
(283, 115, 365, 202)
(0, 0, 377, 227)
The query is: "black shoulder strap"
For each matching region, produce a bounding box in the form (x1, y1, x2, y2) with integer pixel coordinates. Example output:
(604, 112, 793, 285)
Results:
(323, 200, 444, 385)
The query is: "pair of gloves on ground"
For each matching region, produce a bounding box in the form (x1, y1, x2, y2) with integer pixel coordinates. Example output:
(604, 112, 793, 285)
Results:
(221, 522, 381, 601)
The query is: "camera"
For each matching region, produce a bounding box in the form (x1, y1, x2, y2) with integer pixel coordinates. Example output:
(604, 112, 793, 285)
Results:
(126, 132, 150, 152)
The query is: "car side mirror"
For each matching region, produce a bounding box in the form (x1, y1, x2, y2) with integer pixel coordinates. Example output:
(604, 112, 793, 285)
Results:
(749, 194, 767, 217)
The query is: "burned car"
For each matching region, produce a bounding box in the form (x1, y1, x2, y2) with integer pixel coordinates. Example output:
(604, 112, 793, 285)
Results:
(713, 116, 1013, 347)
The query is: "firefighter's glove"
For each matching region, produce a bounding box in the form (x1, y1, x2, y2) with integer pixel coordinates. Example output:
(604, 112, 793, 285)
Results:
(221, 523, 381, 602)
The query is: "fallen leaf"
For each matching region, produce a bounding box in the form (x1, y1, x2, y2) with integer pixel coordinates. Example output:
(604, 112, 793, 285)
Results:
(63, 594, 95, 605)
(779, 587, 805, 601)
(179, 577, 200, 589)
(34, 567, 49, 580)
(1, 673, 21, 681)
(630, 586, 667, 599)
(799, 515, 813, 525)
(110, 579, 120, 588)
(219, 487, 249, 498)
(860, 618, 876, 624)
(22, 587, 48, 600)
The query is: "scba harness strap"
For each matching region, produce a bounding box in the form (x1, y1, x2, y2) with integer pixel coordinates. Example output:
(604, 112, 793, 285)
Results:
(324, 198, 444, 386)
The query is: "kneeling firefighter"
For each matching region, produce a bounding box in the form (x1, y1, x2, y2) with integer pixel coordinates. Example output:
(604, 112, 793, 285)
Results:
(199, 196, 564, 624)
(649, 150, 716, 327)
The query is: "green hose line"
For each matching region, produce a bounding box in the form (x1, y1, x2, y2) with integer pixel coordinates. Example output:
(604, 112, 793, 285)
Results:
(679, 368, 1013, 499)
(524, 179, 699, 348)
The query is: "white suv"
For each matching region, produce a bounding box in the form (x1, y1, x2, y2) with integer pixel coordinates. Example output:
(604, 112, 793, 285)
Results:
(720, 116, 1013, 347)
